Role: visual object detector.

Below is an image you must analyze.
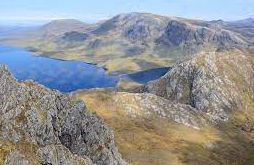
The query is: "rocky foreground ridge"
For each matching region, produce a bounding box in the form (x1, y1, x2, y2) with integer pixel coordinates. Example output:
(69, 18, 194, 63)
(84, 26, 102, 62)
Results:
(0, 65, 127, 165)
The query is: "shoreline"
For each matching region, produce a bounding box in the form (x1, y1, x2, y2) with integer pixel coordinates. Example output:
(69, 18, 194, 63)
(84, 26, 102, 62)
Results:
(0, 44, 171, 93)
(27, 46, 172, 76)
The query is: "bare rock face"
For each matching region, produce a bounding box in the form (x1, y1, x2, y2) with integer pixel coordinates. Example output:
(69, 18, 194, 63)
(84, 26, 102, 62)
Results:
(0, 65, 127, 165)
(145, 51, 254, 122)
(157, 20, 247, 49)
(113, 92, 207, 129)
(92, 13, 168, 41)
(92, 13, 248, 48)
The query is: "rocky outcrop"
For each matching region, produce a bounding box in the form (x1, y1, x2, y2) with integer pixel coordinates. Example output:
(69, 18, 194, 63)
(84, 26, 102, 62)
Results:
(92, 13, 248, 48)
(145, 51, 254, 122)
(92, 12, 168, 41)
(157, 20, 247, 48)
(75, 89, 208, 129)
(113, 92, 207, 129)
(0, 65, 127, 165)
(61, 31, 89, 42)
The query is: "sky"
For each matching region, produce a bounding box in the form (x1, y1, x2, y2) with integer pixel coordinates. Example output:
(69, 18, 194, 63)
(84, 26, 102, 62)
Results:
(0, 0, 253, 25)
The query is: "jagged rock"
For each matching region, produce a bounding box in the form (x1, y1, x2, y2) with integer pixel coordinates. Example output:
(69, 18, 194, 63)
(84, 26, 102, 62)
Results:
(113, 92, 207, 129)
(145, 51, 254, 122)
(0, 65, 127, 165)
(93, 12, 248, 48)
(38, 145, 92, 165)
(157, 20, 247, 49)
(4, 151, 30, 165)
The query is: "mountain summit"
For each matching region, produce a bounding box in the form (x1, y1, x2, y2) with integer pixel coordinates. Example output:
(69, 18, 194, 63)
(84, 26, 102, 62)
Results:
(2, 13, 254, 73)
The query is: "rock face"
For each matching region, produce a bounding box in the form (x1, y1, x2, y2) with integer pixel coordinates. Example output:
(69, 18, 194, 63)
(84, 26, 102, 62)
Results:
(0, 65, 127, 165)
(92, 12, 168, 40)
(157, 20, 246, 48)
(90, 13, 249, 51)
(61, 31, 89, 42)
(145, 51, 254, 122)
(113, 92, 207, 129)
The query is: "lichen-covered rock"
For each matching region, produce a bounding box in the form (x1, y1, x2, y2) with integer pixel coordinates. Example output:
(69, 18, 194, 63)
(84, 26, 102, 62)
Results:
(0, 65, 127, 165)
(38, 145, 92, 165)
(145, 50, 254, 122)
(113, 92, 207, 129)
(4, 151, 30, 165)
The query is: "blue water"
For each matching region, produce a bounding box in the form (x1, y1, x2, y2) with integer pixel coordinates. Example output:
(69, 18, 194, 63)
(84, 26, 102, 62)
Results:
(123, 67, 170, 84)
(0, 45, 118, 92)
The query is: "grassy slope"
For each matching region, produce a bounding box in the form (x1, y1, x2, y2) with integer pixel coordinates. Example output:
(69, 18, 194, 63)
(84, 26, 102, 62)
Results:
(74, 89, 254, 165)
(75, 51, 254, 164)
(0, 139, 40, 165)
(2, 38, 173, 74)
(74, 90, 219, 165)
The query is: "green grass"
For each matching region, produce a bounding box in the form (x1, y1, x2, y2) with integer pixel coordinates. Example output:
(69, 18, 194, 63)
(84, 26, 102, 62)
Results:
(1, 38, 173, 73)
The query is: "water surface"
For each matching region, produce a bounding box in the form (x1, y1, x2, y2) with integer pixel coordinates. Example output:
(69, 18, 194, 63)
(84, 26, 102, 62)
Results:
(123, 67, 170, 84)
(0, 45, 118, 92)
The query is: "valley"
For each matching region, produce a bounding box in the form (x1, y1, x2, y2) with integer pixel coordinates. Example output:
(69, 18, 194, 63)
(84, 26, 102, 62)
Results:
(1, 11, 254, 165)
(2, 13, 254, 74)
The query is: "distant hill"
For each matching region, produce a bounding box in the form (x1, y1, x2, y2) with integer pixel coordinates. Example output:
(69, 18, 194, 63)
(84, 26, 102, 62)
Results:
(224, 18, 254, 44)
(38, 19, 91, 39)
(1, 13, 254, 73)
(0, 26, 38, 39)
(227, 18, 254, 27)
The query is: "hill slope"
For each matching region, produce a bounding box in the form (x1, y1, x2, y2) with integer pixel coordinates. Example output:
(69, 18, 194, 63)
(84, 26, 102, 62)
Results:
(2, 13, 253, 73)
(75, 50, 254, 164)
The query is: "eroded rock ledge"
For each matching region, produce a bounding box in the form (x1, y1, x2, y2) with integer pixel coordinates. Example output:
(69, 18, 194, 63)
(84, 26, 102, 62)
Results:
(0, 65, 127, 165)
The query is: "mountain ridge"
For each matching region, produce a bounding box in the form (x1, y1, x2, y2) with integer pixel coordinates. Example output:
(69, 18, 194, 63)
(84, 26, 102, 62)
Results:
(74, 49, 254, 164)
(1, 12, 254, 73)
(1, 13, 254, 164)
(0, 65, 127, 165)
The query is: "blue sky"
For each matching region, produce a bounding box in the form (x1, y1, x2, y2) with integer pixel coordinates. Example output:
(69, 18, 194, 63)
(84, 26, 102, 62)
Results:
(0, 0, 253, 25)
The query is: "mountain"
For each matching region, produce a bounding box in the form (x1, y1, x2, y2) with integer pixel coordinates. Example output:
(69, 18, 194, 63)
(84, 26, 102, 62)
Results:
(0, 26, 38, 39)
(1, 13, 254, 73)
(1, 13, 254, 164)
(74, 49, 254, 164)
(0, 65, 127, 165)
(227, 18, 254, 27)
(0, 19, 91, 41)
(1, 49, 254, 164)
(38, 19, 91, 39)
(91, 13, 169, 40)
(144, 50, 254, 122)
(224, 18, 254, 45)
